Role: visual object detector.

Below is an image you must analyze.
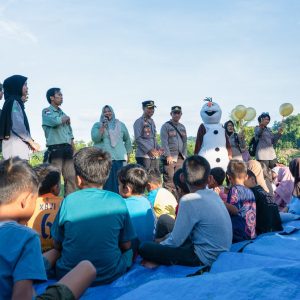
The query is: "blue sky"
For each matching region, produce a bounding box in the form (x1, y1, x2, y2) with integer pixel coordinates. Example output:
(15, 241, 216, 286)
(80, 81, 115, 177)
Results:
(0, 0, 299, 147)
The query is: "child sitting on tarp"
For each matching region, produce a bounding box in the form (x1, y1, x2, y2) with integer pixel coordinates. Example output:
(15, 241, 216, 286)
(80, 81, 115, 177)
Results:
(0, 157, 96, 300)
(26, 163, 62, 252)
(51, 147, 136, 285)
(272, 165, 294, 211)
(244, 169, 282, 234)
(208, 167, 228, 202)
(146, 169, 177, 219)
(139, 155, 232, 268)
(118, 164, 155, 250)
(225, 160, 256, 243)
(288, 158, 300, 215)
(154, 168, 190, 239)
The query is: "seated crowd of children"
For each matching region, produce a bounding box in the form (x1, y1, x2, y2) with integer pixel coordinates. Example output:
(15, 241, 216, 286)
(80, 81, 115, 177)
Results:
(1, 147, 300, 299)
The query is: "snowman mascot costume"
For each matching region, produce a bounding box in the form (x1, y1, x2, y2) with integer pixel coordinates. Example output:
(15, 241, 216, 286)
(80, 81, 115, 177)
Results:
(194, 98, 232, 171)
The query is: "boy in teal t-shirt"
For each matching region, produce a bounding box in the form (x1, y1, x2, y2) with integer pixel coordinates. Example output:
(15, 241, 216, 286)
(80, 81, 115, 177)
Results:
(118, 164, 155, 245)
(51, 147, 136, 285)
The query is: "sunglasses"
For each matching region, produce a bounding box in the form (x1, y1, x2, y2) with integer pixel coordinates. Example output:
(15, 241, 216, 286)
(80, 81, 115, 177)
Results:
(172, 111, 181, 114)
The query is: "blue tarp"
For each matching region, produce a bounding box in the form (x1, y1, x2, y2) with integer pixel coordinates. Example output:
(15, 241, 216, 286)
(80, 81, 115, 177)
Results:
(35, 220, 300, 299)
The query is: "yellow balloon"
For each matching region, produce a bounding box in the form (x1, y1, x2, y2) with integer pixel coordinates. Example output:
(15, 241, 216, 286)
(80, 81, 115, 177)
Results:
(231, 109, 239, 121)
(234, 105, 247, 120)
(279, 103, 294, 117)
(244, 107, 256, 121)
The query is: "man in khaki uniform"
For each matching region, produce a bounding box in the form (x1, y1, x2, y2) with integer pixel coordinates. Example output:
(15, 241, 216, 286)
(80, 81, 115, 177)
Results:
(160, 106, 187, 194)
(133, 100, 163, 172)
(42, 88, 76, 196)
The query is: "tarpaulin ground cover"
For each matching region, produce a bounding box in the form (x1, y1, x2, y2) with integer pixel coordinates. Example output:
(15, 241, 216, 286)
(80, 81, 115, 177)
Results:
(35, 220, 300, 299)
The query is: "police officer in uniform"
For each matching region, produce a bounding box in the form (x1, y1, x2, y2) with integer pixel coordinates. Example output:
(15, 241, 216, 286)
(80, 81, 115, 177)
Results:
(42, 88, 76, 196)
(160, 106, 187, 194)
(133, 100, 163, 172)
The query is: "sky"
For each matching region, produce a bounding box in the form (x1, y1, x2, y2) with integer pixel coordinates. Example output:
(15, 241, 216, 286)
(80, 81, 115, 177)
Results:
(0, 0, 299, 148)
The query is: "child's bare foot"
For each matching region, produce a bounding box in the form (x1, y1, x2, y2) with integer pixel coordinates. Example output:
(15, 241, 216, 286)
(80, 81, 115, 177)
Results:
(141, 259, 159, 269)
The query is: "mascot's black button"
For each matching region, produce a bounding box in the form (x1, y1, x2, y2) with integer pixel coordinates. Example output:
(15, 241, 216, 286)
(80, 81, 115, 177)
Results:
(214, 130, 218, 134)
(216, 158, 221, 162)
(215, 147, 220, 151)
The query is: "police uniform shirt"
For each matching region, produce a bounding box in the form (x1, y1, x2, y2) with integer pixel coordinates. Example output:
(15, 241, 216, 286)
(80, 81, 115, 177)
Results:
(133, 115, 158, 158)
(42, 105, 74, 146)
(160, 121, 187, 161)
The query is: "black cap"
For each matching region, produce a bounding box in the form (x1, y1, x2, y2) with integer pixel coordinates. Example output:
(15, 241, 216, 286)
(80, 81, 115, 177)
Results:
(171, 106, 182, 112)
(142, 100, 156, 108)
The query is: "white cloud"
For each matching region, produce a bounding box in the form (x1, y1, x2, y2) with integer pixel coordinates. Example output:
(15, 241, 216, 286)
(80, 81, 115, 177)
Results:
(0, 19, 38, 44)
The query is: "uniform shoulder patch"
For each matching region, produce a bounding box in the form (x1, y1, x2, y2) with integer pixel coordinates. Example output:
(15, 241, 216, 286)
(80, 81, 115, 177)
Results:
(43, 108, 51, 115)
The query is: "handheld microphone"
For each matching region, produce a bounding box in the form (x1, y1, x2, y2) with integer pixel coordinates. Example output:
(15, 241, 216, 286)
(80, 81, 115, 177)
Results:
(103, 116, 108, 127)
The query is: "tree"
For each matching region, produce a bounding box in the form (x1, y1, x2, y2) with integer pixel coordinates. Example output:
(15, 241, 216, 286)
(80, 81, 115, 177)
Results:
(273, 114, 300, 149)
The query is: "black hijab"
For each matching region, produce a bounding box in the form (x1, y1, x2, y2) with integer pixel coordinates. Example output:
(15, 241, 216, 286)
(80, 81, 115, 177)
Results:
(0, 75, 30, 140)
(224, 120, 234, 137)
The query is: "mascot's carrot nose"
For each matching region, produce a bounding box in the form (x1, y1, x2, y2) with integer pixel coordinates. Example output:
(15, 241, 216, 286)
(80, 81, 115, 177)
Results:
(207, 102, 212, 107)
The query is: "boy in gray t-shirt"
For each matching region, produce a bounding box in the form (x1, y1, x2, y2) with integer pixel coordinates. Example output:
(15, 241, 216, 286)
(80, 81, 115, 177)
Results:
(139, 155, 232, 267)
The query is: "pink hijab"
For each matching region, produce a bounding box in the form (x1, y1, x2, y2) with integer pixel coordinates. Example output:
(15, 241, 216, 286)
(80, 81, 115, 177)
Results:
(274, 166, 294, 208)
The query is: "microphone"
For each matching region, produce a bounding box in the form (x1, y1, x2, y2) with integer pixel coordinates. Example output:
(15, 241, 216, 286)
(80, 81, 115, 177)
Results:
(103, 116, 108, 127)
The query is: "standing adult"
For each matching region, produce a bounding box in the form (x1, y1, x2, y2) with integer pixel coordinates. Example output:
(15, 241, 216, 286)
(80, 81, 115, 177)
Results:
(0, 82, 3, 109)
(255, 112, 283, 169)
(42, 87, 76, 196)
(91, 105, 132, 193)
(224, 120, 247, 161)
(133, 100, 163, 172)
(160, 106, 187, 194)
(0, 82, 3, 154)
(0, 75, 40, 160)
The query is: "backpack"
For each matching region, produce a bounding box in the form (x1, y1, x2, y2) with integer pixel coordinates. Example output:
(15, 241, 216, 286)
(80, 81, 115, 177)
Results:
(248, 136, 258, 157)
(251, 186, 283, 234)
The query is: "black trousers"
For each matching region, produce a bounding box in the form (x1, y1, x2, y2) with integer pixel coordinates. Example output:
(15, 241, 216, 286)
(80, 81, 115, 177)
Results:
(155, 214, 175, 239)
(162, 156, 184, 195)
(49, 144, 76, 196)
(136, 157, 160, 173)
(139, 238, 202, 266)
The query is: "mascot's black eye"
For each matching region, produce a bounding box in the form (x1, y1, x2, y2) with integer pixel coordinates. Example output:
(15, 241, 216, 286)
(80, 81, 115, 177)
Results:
(216, 158, 221, 163)
(214, 130, 218, 134)
(215, 147, 220, 151)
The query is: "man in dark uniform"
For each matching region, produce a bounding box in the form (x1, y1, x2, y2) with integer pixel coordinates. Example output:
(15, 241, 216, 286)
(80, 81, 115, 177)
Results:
(42, 88, 76, 196)
(133, 100, 163, 172)
(160, 106, 187, 194)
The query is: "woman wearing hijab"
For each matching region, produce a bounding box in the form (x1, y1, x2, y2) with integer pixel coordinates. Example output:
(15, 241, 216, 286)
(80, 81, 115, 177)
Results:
(272, 166, 294, 210)
(247, 160, 270, 194)
(287, 158, 300, 215)
(0, 75, 40, 160)
(91, 105, 132, 193)
(254, 112, 283, 169)
(224, 120, 247, 161)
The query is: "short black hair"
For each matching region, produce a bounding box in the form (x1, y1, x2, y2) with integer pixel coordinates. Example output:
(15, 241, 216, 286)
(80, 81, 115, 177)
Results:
(173, 168, 190, 193)
(0, 157, 39, 205)
(33, 163, 60, 195)
(227, 160, 247, 179)
(210, 167, 226, 186)
(46, 87, 61, 104)
(247, 169, 257, 183)
(118, 164, 148, 194)
(74, 147, 112, 186)
(258, 113, 271, 123)
(182, 155, 211, 186)
(147, 169, 162, 185)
